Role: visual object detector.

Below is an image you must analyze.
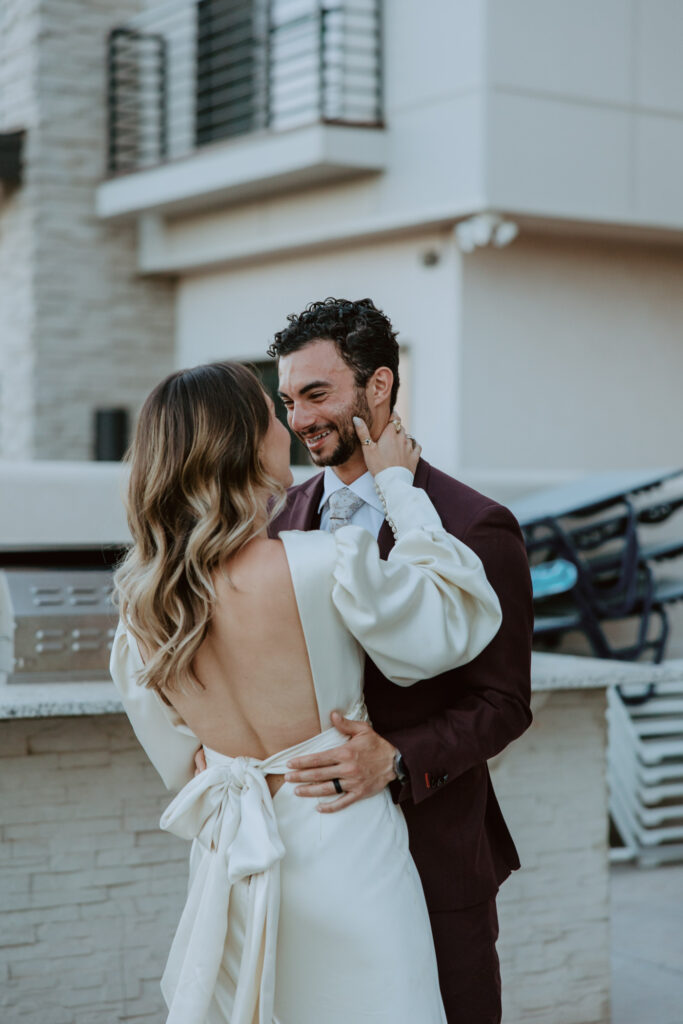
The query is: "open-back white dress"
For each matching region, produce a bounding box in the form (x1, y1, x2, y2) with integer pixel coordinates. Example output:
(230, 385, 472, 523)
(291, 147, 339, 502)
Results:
(110, 467, 502, 1024)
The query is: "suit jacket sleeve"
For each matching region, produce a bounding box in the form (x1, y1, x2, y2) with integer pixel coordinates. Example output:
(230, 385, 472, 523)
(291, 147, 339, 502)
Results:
(382, 503, 533, 805)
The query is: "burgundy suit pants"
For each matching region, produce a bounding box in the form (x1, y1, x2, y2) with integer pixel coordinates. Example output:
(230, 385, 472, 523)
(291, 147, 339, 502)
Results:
(429, 898, 501, 1024)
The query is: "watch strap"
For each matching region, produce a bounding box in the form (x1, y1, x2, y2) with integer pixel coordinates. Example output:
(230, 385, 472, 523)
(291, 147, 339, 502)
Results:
(393, 749, 409, 784)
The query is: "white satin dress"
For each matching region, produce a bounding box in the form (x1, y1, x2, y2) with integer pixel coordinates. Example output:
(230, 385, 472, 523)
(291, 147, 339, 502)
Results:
(110, 468, 502, 1024)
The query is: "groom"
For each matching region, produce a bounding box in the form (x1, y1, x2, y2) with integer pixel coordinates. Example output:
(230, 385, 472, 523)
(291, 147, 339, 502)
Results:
(268, 297, 533, 1024)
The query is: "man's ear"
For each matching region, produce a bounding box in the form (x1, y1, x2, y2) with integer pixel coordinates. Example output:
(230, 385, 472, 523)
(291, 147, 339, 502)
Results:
(367, 367, 394, 409)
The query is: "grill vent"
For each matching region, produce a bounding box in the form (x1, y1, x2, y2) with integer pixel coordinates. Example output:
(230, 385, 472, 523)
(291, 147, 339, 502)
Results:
(1, 569, 118, 683)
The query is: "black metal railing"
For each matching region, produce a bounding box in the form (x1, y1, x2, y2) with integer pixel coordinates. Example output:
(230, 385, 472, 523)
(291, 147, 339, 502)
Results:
(107, 0, 383, 175)
(107, 28, 167, 173)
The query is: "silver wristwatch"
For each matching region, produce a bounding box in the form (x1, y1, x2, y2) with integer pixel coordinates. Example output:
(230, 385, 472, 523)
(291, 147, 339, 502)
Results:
(393, 749, 408, 784)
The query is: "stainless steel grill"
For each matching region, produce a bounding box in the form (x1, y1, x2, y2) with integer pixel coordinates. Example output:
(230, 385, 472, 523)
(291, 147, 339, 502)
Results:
(0, 461, 130, 689)
(0, 569, 119, 683)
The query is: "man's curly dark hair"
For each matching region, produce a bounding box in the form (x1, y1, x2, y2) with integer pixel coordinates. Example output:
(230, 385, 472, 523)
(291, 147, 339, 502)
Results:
(267, 297, 400, 409)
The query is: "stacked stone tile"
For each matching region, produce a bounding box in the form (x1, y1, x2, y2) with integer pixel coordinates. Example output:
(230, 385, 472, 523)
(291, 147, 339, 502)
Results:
(0, 0, 174, 460)
(0, 715, 187, 1023)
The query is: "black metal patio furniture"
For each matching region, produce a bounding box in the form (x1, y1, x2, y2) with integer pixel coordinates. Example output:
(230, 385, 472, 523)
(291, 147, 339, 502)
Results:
(511, 467, 683, 667)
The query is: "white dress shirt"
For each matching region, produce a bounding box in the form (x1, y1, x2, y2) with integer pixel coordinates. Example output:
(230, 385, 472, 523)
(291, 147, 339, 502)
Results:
(318, 466, 413, 537)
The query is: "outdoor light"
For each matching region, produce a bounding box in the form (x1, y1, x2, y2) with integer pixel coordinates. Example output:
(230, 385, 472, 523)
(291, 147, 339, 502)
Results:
(492, 219, 519, 248)
(455, 213, 519, 252)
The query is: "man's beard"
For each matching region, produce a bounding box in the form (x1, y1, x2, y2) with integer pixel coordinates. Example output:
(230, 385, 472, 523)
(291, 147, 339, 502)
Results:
(301, 391, 373, 468)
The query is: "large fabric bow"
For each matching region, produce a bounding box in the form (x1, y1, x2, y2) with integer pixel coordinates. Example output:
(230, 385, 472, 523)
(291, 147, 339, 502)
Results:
(159, 757, 286, 1024)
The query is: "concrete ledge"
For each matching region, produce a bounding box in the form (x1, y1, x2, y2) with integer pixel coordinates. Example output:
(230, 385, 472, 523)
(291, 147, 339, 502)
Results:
(531, 652, 683, 692)
(493, 685, 612, 1023)
(96, 123, 388, 221)
(0, 682, 123, 719)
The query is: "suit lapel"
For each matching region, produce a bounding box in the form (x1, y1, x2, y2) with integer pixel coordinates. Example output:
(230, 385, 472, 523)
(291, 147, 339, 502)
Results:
(413, 457, 431, 494)
(290, 473, 325, 531)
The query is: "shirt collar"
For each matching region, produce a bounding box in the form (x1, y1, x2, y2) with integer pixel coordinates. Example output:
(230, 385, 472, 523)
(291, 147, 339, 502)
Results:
(318, 466, 384, 514)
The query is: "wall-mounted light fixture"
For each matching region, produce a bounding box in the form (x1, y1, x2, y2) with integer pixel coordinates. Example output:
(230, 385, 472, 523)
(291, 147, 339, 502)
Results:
(455, 213, 519, 253)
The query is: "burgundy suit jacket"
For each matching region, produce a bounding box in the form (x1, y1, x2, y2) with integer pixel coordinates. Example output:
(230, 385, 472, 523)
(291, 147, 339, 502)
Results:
(269, 459, 533, 911)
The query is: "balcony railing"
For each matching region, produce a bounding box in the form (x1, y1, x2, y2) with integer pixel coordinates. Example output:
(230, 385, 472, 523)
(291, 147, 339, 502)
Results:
(106, 0, 383, 175)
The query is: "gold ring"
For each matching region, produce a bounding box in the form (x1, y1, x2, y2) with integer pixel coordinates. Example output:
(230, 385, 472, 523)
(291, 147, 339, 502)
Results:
(392, 419, 402, 433)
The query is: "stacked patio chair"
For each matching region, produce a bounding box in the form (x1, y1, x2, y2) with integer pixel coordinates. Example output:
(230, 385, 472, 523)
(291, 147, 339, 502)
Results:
(607, 680, 683, 866)
(511, 468, 683, 865)
(513, 469, 683, 667)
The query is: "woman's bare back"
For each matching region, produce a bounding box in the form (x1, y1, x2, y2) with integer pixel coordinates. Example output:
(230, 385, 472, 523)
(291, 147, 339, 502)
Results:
(162, 538, 321, 770)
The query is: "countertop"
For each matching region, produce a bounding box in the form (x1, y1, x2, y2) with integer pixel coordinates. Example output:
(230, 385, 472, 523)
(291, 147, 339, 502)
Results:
(1, 654, 682, 720)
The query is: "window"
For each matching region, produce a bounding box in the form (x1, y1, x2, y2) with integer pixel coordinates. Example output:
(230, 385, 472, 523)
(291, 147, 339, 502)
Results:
(251, 359, 310, 466)
(195, 0, 264, 147)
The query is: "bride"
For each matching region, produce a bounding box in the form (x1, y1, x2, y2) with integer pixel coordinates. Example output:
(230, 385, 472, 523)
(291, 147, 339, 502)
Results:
(109, 361, 502, 1024)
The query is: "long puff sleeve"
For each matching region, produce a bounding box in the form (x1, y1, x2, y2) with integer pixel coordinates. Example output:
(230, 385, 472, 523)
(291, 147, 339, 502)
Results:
(109, 621, 200, 791)
(330, 468, 502, 685)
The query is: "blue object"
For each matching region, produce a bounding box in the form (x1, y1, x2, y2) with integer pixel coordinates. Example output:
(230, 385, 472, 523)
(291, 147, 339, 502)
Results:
(531, 559, 578, 600)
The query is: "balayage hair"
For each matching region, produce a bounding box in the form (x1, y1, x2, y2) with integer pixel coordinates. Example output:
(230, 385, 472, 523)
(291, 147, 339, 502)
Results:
(114, 361, 287, 694)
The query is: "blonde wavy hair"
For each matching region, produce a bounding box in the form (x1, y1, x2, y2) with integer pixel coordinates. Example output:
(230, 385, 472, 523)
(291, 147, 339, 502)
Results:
(114, 361, 287, 694)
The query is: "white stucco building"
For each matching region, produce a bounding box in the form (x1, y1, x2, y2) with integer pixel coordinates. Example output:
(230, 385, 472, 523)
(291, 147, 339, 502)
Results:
(91, 0, 683, 497)
(3, 0, 683, 489)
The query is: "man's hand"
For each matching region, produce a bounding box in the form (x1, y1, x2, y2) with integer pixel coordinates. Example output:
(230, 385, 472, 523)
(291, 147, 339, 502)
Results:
(194, 747, 207, 776)
(285, 712, 397, 813)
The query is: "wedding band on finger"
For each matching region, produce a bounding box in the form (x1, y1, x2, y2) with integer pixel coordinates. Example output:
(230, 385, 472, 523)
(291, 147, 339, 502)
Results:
(392, 419, 402, 433)
(332, 778, 344, 794)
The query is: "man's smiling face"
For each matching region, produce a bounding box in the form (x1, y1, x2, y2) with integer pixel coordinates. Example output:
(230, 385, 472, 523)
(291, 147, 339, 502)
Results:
(277, 339, 373, 469)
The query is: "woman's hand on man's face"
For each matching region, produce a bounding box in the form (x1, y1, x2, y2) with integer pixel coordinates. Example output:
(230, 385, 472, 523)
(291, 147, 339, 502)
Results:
(353, 415, 420, 477)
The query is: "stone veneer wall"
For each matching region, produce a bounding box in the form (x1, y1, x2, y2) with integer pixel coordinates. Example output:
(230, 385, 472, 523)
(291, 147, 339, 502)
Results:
(0, 0, 174, 460)
(0, 689, 611, 1024)
(0, 0, 39, 459)
(0, 715, 186, 1024)
(493, 688, 611, 1024)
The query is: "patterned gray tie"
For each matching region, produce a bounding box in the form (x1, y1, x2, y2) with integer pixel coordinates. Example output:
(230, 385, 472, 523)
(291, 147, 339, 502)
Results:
(327, 487, 365, 533)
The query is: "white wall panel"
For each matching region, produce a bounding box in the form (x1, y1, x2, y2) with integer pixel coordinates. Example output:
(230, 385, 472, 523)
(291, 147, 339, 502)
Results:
(635, 112, 683, 224)
(461, 234, 683, 473)
(386, 0, 486, 109)
(488, 0, 632, 104)
(487, 92, 632, 221)
(635, 0, 683, 115)
(176, 231, 464, 472)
